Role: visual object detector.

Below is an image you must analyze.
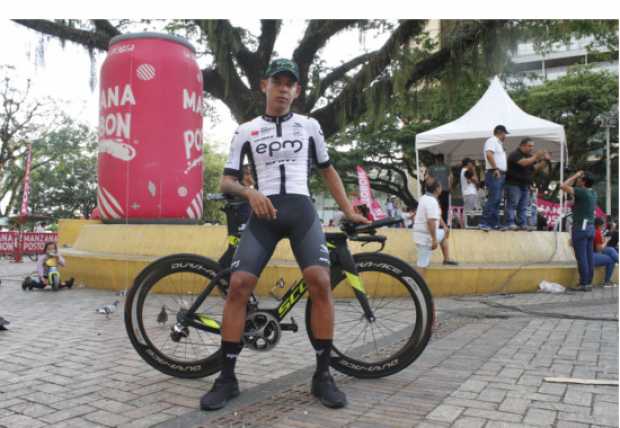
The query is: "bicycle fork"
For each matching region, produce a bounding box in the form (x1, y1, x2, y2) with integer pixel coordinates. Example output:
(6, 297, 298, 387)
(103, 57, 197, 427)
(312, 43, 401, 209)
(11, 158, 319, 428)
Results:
(330, 244, 376, 323)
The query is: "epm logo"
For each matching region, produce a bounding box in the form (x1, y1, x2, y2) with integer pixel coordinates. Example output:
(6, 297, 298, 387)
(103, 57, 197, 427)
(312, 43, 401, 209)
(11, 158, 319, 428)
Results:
(256, 140, 303, 157)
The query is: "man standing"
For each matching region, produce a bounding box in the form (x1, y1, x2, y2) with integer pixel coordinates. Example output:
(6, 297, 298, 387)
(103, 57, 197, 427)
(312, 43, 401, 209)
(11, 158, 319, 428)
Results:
(504, 138, 550, 230)
(479, 125, 509, 231)
(413, 179, 458, 279)
(201, 59, 369, 411)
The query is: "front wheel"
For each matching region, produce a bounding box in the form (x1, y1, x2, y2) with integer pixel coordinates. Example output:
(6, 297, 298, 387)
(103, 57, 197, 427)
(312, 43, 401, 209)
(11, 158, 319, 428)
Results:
(306, 253, 433, 378)
(124, 254, 226, 379)
(50, 274, 60, 291)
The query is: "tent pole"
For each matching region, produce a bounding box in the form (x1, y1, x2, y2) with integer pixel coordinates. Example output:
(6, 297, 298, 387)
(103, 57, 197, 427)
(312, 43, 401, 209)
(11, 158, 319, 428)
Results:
(416, 147, 421, 199)
(560, 139, 565, 233)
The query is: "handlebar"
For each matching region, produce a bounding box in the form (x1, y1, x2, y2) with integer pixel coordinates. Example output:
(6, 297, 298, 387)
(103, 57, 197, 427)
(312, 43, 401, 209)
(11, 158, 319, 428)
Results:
(340, 217, 404, 236)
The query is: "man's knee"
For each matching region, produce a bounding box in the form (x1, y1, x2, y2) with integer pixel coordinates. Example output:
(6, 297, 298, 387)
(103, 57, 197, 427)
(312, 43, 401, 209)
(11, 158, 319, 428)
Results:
(303, 266, 331, 300)
(227, 272, 257, 302)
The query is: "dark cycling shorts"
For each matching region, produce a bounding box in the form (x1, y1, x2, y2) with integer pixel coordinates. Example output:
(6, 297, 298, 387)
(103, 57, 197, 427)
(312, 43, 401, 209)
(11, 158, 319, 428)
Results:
(230, 194, 330, 277)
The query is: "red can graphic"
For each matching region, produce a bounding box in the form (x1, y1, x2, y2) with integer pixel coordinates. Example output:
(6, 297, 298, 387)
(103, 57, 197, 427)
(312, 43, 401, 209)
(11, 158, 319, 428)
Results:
(98, 32, 203, 223)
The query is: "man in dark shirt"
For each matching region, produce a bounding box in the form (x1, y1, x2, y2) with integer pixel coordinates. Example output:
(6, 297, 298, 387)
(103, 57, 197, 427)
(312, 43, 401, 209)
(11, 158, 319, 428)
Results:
(505, 138, 550, 230)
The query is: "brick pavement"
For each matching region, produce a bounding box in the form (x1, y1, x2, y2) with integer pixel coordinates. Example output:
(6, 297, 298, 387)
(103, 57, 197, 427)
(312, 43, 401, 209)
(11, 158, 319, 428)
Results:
(0, 260, 617, 427)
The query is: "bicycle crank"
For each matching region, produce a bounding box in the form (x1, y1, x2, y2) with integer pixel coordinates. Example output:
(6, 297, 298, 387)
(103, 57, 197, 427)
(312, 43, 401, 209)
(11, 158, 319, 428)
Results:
(243, 311, 281, 352)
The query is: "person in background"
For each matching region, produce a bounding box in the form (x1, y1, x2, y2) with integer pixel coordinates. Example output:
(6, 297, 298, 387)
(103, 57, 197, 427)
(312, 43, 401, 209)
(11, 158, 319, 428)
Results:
(479, 125, 509, 231)
(593, 217, 618, 287)
(504, 137, 550, 231)
(460, 158, 479, 212)
(560, 170, 596, 291)
(386, 196, 396, 217)
(426, 154, 452, 225)
(605, 218, 618, 252)
(527, 184, 538, 230)
(413, 178, 458, 279)
(22, 242, 74, 290)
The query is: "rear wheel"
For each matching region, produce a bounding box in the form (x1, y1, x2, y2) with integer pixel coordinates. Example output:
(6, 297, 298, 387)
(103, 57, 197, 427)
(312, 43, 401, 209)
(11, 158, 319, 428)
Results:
(124, 254, 226, 378)
(306, 253, 433, 378)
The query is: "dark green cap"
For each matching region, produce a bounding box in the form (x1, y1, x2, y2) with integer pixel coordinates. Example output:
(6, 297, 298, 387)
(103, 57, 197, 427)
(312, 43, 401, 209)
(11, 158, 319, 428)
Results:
(265, 58, 300, 81)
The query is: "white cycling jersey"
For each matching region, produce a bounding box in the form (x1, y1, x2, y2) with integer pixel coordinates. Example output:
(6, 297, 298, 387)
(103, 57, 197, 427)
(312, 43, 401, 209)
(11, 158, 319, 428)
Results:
(223, 113, 331, 196)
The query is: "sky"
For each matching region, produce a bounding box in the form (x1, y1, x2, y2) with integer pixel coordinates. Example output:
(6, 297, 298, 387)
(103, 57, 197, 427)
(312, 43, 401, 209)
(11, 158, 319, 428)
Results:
(0, 19, 392, 153)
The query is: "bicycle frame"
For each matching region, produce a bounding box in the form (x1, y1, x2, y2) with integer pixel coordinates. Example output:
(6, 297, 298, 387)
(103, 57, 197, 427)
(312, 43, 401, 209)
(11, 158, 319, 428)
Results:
(181, 224, 373, 335)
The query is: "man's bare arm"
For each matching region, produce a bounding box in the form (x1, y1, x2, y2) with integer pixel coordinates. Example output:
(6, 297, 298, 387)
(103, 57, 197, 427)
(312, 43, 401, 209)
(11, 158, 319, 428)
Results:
(320, 166, 369, 223)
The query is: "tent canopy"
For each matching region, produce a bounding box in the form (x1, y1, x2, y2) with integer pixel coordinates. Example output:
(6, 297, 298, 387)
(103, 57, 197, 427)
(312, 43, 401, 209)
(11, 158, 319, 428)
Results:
(415, 77, 566, 164)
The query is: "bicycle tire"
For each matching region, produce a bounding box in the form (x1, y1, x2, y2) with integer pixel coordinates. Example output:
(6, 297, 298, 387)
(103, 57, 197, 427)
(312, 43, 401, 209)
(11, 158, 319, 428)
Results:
(51, 274, 60, 291)
(124, 253, 225, 379)
(305, 252, 433, 379)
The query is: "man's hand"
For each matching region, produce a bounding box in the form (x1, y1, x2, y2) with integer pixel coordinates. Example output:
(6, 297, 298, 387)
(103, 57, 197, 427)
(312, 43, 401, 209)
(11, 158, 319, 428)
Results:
(543, 151, 551, 161)
(344, 211, 371, 225)
(245, 189, 277, 220)
(493, 170, 500, 179)
(431, 238, 438, 250)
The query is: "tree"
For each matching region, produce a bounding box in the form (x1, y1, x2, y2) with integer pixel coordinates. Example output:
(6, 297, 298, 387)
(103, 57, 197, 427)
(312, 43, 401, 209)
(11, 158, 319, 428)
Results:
(9, 122, 97, 219)
(511, 68, 619, 212)
(202, 143, 227, 224)
(13, 19, 515, 140)
(14, 19, 617, 208)
(0, 65, 69, 216)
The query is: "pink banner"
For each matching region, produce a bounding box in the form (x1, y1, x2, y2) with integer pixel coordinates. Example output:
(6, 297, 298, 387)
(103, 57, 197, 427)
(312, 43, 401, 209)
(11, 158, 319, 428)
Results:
(0, 232, 57, 256)
(20, 144, 33, 218)
(356, 165, 386, 220)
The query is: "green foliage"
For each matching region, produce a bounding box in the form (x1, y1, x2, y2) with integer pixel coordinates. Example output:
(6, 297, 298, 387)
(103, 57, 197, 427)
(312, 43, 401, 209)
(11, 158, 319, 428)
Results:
(511, 67, 618, 211)
(17, 122, 98, 219)
(202, 143, 227, 224)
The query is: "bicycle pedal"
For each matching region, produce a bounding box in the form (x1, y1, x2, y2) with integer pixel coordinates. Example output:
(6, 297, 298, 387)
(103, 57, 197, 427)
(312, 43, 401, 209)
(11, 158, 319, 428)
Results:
(280, 317, 298, 332)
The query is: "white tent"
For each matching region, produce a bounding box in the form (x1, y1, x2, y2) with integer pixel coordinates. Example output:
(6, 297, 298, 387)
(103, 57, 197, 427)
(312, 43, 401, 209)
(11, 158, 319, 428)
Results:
(415, 76, 568, 228)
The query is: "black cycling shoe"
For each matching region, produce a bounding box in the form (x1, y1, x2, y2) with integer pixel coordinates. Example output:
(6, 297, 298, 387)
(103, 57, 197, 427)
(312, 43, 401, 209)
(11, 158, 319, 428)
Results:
(200, 376, 240, 411)
(311, 371, 347, 409)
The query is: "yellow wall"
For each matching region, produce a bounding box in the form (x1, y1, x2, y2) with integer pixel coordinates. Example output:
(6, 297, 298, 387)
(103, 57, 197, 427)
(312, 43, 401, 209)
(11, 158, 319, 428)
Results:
(59, 220, 614, 297)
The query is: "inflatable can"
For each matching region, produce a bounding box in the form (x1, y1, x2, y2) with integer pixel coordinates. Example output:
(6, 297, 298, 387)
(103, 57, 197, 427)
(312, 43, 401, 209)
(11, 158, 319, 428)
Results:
(98, 32, 203, 223)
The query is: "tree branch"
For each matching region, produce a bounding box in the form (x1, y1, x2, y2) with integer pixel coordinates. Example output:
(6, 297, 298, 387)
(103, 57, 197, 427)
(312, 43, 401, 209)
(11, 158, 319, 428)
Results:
(404, 20, 508, 89)
(256, 20, 280, 69)
(305, 52, 373, 111)
(13, 20, 111, 51)
(293, 20, 361, 92)
(312, 20, 426, 138)
(92, 20, 121, 38)
(196, 20, 263, 90)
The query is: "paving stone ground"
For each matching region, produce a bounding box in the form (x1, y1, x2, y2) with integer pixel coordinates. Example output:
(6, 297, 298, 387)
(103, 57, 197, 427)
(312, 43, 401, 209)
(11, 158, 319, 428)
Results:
(0, 260, 617, 428)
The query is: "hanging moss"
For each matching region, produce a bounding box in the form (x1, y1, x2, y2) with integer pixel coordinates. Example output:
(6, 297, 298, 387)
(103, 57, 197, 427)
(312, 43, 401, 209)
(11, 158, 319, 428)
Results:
(88, 47, 97, 93)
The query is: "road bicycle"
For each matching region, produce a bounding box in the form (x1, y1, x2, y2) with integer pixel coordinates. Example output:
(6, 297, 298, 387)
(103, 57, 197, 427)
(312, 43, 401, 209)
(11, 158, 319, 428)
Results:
(125, 194, 433, 379)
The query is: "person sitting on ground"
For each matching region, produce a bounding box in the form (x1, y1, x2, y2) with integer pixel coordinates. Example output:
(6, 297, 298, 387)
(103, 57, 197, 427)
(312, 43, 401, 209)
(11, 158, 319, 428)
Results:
(413, 178, 458, 279)
(22, 242, 74, 290)
(606, 219, 618, 252)
(593, 217, 618, 287)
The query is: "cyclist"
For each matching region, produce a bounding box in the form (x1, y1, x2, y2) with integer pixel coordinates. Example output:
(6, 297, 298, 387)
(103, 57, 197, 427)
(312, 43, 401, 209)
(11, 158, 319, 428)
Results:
(200, 59, 369, 411)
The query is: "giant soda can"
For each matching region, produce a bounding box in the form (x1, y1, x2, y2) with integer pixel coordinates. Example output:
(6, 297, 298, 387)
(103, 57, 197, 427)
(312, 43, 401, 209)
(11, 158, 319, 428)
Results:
(98, 32, 204, 223)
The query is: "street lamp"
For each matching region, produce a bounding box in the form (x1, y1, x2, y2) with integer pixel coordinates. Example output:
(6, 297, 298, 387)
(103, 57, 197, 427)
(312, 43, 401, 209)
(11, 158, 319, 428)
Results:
(596, 105, 618, 216)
